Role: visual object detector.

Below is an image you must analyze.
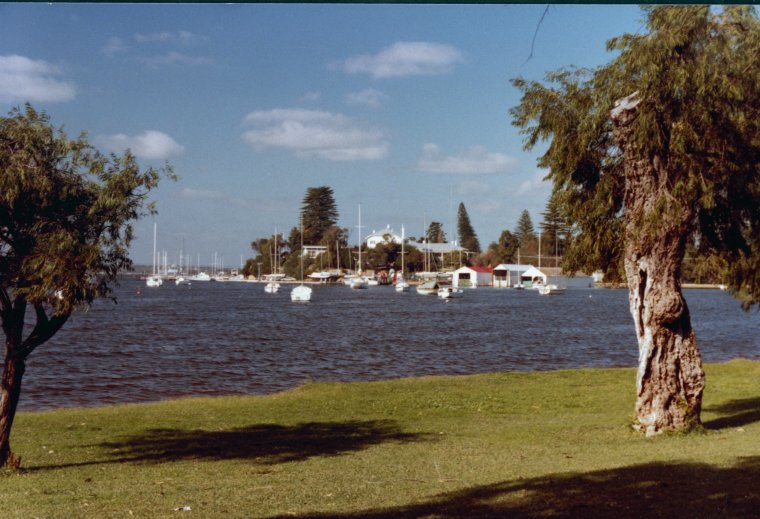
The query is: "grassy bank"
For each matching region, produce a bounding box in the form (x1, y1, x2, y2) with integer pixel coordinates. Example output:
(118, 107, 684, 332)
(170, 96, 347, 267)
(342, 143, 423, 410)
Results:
(3, 360, 760, 518)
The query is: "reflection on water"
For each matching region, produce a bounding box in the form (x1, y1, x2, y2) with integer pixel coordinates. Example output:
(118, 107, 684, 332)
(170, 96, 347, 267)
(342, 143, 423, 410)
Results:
(22, 279, 759, 410)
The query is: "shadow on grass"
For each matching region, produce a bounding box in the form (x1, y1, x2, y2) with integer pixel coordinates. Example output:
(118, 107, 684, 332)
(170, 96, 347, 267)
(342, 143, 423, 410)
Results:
(29, 419, 429, 472)
(275, 456, 760, 518)
(102, 419, 429, 464)
(704, 397, 760, 430)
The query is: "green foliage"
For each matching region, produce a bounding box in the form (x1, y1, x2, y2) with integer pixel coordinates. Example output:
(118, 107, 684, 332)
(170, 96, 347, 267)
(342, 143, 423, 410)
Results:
(426, 221, 446, 243)
(366, 242, 400, 269)
(300, 186, 338, 245)
(244, 232, 285, 277)
(514, 209, 536, 247)
(457, 202, 481, 253)
(512, 6, 760, 293)
(540, 193, 571, 258)
(0, 104, 171, 342)
(486, 229, 520, 265)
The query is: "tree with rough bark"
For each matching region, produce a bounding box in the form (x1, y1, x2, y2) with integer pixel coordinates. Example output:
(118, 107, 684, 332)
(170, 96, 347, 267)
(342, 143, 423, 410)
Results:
(457, 202, 481, 253)
(0, 105, 171, 466)
(511, 6, 760, 435)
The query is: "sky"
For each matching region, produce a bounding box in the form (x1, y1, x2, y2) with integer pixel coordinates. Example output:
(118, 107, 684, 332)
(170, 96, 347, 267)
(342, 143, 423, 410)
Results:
(0, 4, 646, 268)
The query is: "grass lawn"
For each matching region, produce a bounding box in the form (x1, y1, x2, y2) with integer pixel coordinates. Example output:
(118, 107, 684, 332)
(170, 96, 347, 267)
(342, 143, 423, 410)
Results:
(2, 359, 759, 518)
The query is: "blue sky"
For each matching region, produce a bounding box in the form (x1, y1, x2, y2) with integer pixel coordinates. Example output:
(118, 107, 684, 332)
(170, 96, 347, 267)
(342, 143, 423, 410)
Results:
(0, 4, 645, 268)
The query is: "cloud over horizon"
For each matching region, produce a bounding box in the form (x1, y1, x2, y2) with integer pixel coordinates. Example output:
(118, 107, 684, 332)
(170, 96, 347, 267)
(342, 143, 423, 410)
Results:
(417, 144, 518, 175)
(96, 130, 185, 160)
(346, 88, 387, 108)
(0, 54, 76, 103)
(342, 41, 464, 78)
(242, 108, 388, 161)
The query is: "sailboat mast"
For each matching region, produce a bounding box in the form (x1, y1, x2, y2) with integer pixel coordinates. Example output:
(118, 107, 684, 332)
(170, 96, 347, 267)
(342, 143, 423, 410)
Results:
(356, 204, 363, 275)
(152, 222, 157, 276)
(401, 224, 405, 274)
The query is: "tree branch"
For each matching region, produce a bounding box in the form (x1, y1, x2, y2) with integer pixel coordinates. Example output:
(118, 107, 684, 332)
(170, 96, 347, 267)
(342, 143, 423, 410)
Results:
(15, 303, 70, 360)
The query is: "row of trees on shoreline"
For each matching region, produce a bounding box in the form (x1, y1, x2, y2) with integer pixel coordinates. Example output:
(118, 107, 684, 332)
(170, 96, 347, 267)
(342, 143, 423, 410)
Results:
(243, 185, 732, 283)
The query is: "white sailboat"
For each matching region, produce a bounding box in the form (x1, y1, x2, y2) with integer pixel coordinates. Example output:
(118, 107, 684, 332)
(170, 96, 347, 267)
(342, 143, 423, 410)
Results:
(265, 228, 281, 294)
(395, 224, 410, 292)
(146, 222, 163, 287)
(350, 204, 368, 290)
(291, 217, 312, 303)
(536, 232, 566, 295)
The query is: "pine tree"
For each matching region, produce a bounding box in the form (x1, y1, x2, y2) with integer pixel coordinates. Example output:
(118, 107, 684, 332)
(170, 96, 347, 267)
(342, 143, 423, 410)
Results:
(457, 202, 481, 253)
(512, 6, 760, 434)
(540, 194, 570, 260)
(300, 186, 338, 245)
(514, 209, 535, 247)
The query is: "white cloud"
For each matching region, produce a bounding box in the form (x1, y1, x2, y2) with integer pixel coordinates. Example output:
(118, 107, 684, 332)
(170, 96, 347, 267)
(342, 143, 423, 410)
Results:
(342, 41, 464, 79)
(346, 88, 387, 108)
(417, 144, 518, 175)
(134, 30, 203, 46)
(102, 36, 128, 57)
(139, 51, 213, 68)
(515, 169, 551, 196)
(96, 130, 185, 160)
(0, 54, 75, 103)
(242, 108, 388, 161)
(301, 91, 321, 102)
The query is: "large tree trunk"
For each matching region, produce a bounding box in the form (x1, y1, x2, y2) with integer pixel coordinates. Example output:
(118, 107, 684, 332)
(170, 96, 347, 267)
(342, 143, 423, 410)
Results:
(0, 342, 25, 467)
(612, 93, 705, 436)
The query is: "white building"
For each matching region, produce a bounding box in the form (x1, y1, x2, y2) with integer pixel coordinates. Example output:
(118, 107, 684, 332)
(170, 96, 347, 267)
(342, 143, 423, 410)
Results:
(493, 264, 548, 288)
(302, 245, 327, 258)
(452, 266, 494, 288)
(365, 225, 403, 249)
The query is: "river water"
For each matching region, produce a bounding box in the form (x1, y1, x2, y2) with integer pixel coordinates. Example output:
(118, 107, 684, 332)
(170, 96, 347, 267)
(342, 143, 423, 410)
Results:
(21, 279, 759, 411)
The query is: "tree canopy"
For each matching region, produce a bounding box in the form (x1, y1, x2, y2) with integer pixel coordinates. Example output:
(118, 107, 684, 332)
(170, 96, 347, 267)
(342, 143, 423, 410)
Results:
(426, 221, 446, 243)
(0, 104, 171, 465)
(512, 5, 760, 299)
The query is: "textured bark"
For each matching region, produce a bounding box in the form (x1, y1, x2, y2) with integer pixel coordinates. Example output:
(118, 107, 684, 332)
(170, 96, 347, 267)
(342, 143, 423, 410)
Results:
(612, 93, 705, 436)
(0, 343, 24, 467)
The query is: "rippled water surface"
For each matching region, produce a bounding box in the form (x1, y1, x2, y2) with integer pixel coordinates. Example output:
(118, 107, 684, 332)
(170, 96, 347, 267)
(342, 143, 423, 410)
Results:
(22, 279, 759, 410)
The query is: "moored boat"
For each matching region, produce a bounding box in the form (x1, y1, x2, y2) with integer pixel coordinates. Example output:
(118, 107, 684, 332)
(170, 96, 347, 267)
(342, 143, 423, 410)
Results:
(416, 280, 439, 295)
(438, 286, 463, 299)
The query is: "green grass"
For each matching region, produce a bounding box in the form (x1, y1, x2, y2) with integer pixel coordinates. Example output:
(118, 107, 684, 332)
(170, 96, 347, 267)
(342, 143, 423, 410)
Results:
(3, 359, 760, 518)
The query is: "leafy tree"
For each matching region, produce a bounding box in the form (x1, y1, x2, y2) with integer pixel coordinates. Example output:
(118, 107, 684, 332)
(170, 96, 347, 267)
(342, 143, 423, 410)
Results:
(366, 242, 400, 269)
(0, 105, 171, 466)
(514, 209, 536, 247)
(457, 202, 481, 253)
(301, 186, 338, 245)
(318, 225, 349, 271)
(486, 229, 520, 265)
(426, 221, 446, 243)
(245, 232, 285, 277)
(511, 6, 760, 434)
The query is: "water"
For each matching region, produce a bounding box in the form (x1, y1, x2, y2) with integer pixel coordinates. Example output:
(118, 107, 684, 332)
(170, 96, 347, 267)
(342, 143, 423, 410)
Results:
(21, 279, 759, 411)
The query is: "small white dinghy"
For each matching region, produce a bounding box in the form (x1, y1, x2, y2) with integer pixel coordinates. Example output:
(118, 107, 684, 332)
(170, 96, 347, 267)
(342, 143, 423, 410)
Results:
(291, 285, 312, 303)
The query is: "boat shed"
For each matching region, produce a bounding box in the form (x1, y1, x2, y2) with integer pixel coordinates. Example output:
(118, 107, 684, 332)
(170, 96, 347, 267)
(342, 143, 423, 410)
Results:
(453, 266, 493, 288)
(492, 264, 547, 288)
